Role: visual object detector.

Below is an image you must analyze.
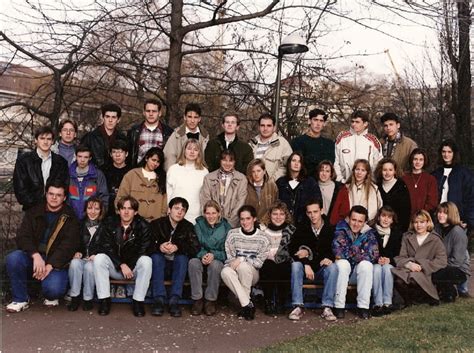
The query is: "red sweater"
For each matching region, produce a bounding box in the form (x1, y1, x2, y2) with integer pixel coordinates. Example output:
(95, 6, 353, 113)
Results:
(402, 172, 438, 216)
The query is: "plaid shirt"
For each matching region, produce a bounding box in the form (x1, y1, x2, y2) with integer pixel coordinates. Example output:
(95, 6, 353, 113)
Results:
(138, 124, 164, 163)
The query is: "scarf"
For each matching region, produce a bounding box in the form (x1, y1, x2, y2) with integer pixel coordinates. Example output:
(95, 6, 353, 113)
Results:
(382, 131, 402, 158)
(318, 180, 335, 215)
(375, 223, 391, 248)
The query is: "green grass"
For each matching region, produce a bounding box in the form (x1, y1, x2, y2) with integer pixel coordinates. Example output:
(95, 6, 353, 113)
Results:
(256, 298, 474, 353)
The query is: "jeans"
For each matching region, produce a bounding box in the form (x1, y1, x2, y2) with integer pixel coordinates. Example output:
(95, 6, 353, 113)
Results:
(188, 258, 224, 301)
(93, 253, 152, 301)
(151, 253, 188, 301)
(335, 259, 373, 309)
(432, 266, 468, 298)
(68, 258, 95, 300)
(372, 263, 394, 306)
(291, 261, 338, 307)
(6, 250, 68, 302)
(221, 262, 259, 307)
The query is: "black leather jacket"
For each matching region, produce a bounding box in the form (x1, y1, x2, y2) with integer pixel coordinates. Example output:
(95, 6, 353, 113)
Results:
(81, 126, 127, 170)
(95, 215, 152, 270)
(13, 150, 69, 210)
(150, 216, 200, 257)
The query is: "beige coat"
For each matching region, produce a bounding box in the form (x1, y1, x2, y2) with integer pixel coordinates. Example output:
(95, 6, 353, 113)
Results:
(392, 231, 447, 300)
(380, 135, 417, 172)
(200, 169, 248, 228)
(116, 168, 168, 222)
(249, 133, 292, 181)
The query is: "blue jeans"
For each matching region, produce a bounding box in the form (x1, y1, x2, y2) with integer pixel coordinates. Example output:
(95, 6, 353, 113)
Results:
(151, 253, 188, 301)
(372, 263, 394, 306)
(68, 258, 95, 300)
(291, 261, 338, 307)
(6, 250, 68, 302)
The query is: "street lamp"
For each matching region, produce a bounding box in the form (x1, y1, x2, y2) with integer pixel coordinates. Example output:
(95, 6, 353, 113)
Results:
(273, 34, 309, 128)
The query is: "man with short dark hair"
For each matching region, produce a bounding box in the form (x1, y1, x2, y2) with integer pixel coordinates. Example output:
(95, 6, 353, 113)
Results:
(334, 110, 382, 182)
(93, 196, 153, 317)
(127, 99, 173, 168)
(5, 181, 80, 312)
(13, 126, 69, 211)
(81, 103, 127, 170)
(52, 119, 78, 166)
(333, 205, 379, 319)
(103, 140, 130, 216)
(163, 102, 210, 171)
(249, 113, 292, 180)
(149, 197, 200, 317)
(291, 108, 335, 177)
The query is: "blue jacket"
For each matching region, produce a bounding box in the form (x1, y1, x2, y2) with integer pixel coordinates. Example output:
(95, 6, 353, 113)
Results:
(432, 165, 474, 228)
(68, 162, 108, 220)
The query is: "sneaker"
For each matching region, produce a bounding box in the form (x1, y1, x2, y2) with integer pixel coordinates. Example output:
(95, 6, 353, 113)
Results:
(288, 306, 304, 320)
(320, 307, 337, 321)
(459, 291, 471, 298)
(6, 301, 29, 313)
(115, 285, 126, 299)
(43, 299, 59, 307)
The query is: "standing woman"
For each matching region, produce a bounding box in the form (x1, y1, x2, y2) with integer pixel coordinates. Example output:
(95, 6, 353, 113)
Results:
(432, 202, 471, 301)
(116, 147, 167, 222)
(330, 159, 382, 225)
(375, 158, 411, 232)
(276, 152, 321, 225)
(167, 139, 208, 224)
(67, 197, 106, 311)
(392, 210, 447, 306)
(402, 148, 438, 217)
(259, 201, 296, 315)
(245, 159, 278, 222)
(189, 200, 231, 316)
(316, 160, 343, 217)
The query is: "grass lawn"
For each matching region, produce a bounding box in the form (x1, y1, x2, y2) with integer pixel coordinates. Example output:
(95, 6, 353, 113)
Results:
(256, 298, 474, 353)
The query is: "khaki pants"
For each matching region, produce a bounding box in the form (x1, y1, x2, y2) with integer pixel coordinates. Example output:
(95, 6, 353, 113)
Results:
(221, 262, 259, 307)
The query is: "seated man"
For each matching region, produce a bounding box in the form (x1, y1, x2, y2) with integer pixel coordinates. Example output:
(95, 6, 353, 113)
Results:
(333, 205, 379, 319)
(6, 181, 80, 312)
(288, 198, 338, 321)
(93, 196, 152, 317)
(150, 197, 200, 317)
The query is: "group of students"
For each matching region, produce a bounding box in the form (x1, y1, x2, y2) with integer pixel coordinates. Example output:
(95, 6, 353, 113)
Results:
(6, 101, 472, 322)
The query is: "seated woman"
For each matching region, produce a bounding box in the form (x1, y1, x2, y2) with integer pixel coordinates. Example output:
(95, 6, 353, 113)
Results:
(316, 160, 343, 217)
(221, 205, 270, 321)
(245, 159, 278, 222)
(67, 197, 106, 311)
(330, 159, 382, 225)
(188, 200, 231, 316)
(375, 158, 411, 231)
(432, 202, 471, 302)
(372, 206, 402, 316)
(259, 201, 296, 315)
(392, 210, 448, 306)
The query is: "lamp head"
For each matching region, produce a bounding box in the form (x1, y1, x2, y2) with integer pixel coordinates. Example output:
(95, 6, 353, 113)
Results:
(278, 34, 309, 56)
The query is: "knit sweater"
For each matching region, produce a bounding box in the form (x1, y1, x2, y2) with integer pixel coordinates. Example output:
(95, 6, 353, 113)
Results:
(402, 172, 439, 216)
(225, 227, 270, 269)
(291, 134, 335, 177)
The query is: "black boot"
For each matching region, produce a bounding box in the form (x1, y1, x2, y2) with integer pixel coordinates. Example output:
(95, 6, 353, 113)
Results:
(151, 298, 165, 316)
(67, 296, 80, 312)
(132, 300, 145, 317)
(264, 299, 277, 316)
(98, 297, 111, 316)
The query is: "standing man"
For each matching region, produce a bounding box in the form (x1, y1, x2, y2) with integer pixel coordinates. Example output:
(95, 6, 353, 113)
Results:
(81, 103, 126, 171)
(249, 112, 292, 181)
(163, 102, 210, 171)
(13, 126, 69, 211)
(103, 140, 130, 216)
(93, 196, 153, 317)
(332, 205, 379, 319)
(291, 108, 335, 178)
(51, 119, 78, 166)
(204, 112, 253, 174)
(334, 110, 382, 182)
(380, 112, 417, 172)
(5, 181, 80, 312)
(128, 99, 173, 168)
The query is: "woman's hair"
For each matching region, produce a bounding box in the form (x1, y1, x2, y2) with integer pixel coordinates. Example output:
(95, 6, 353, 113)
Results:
(438, 139, 460, 165)
(409, 209, 434, 232)
(139, 147, 166, 194)
(202, 200, 222, 223)
(238, 204, 257, 218)
(376, 205, 398, 226)
(436, 201, 462, 226)
(246, 159, 268, 184)
(409, 148, 429, 171)
(347, 159, 373, 204)
(316, 160, 336, 181)
(84, 196, 106, 221)
(177, 138, 207, 170)
(374, 157, 399, 183)
(261, 200, 293, 226)
(285, 151, 307, 181)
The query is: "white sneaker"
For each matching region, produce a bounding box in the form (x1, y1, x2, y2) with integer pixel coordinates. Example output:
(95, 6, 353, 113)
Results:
(321, 307, 337, 321)
(43, 299, 59, 307)
(288, 306, 304, 320)
(6, 301, 30, 313)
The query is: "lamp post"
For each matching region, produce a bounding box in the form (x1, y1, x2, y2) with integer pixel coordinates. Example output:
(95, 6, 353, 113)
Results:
(273, 34, 309, 128)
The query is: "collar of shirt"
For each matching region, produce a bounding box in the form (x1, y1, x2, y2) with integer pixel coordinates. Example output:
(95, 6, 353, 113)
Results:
(36, 148, 52, 161)
(185, 126, 200, 134)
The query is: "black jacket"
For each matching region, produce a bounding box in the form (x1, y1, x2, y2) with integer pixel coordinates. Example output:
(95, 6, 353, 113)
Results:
(150, 216, 200, 257)
(374, 227, 403, 266)
(16, 202, 80, 268)
(79, 221, 102, 258)
(13, 150, 69, 210)
(377, 179, 411, 232)
(127, 122, 173, 168)
(95, 215, 152, 270)
(81, 127, 127, 170)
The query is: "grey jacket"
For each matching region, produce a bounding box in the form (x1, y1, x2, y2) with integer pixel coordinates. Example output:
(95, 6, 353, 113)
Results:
(435, 224, 471, 276)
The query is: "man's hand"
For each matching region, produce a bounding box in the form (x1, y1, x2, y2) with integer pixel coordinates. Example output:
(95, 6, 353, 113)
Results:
(160, 242, 177, 255)
(304, 265, 314, 281)
(295, 249, 309, 259)
(120, 264, 134, 279)
(39, 264, 53, 281)
(378, 257, 390, 265)
(320, 258, 333, 267)
(229, 258, 241, 270)
(32, 253, 46, 280)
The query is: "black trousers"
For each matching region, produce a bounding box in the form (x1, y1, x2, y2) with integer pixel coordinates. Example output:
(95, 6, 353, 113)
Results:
(432, 266, 467, 298)
(259, 260, 291, 302)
